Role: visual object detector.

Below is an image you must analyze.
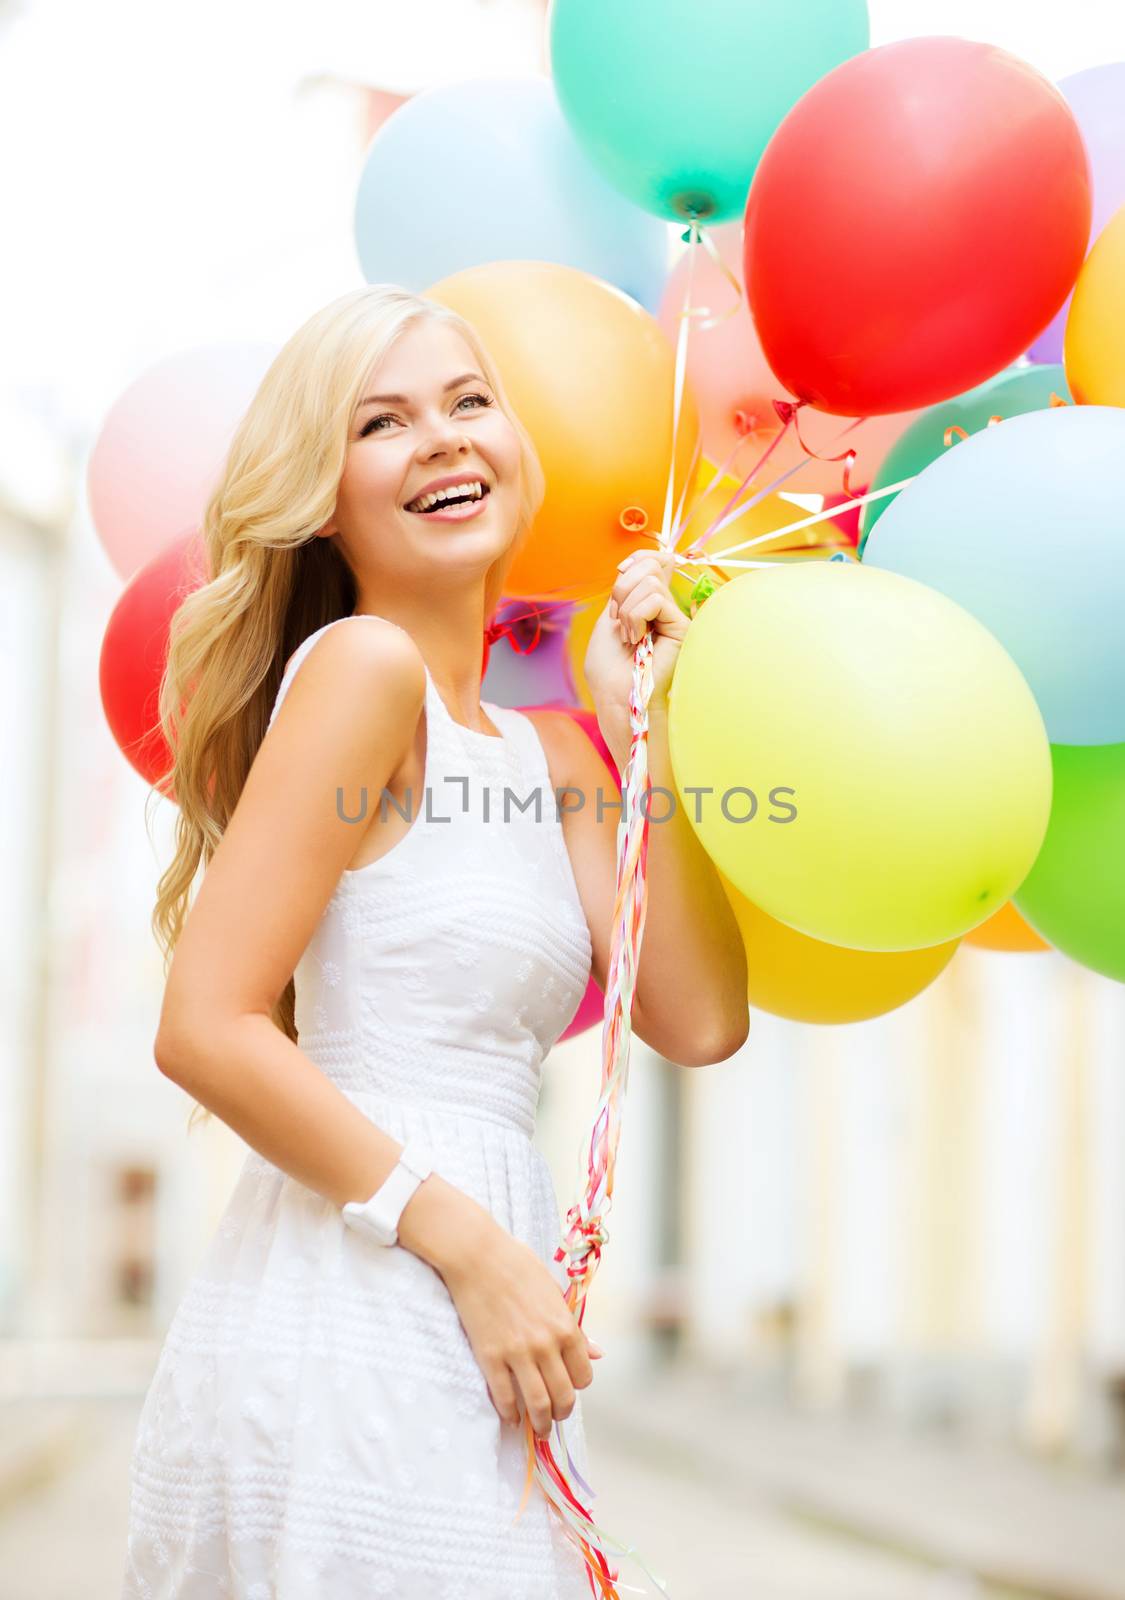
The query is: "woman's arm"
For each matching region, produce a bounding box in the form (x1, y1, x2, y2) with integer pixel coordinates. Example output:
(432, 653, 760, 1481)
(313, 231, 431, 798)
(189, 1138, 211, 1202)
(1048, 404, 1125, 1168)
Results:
(536, 546, 750, 1068)
(537, 707, 749, 1068)
(153, 618, 491, 1275)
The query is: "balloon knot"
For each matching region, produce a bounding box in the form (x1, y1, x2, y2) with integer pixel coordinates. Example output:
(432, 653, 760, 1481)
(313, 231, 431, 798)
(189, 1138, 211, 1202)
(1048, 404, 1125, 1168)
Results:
(772, 398, 807, 426)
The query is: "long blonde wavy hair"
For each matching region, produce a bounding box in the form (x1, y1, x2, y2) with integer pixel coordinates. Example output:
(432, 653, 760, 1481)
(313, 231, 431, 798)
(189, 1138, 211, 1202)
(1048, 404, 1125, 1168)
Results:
(149, 285, 547, 1132)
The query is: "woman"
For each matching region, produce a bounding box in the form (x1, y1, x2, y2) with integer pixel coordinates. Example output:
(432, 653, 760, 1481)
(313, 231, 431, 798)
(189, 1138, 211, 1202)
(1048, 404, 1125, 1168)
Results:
(122, 283, 749, 1598)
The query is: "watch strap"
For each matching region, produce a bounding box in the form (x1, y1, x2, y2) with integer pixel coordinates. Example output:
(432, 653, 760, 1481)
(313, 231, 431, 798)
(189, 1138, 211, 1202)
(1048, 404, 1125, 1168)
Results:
(342, 1138, 435, 1247)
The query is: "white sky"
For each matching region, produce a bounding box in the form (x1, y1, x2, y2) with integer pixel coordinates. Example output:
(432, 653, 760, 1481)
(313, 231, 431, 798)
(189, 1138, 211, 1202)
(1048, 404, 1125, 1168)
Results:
(0, 0, 1121, 509)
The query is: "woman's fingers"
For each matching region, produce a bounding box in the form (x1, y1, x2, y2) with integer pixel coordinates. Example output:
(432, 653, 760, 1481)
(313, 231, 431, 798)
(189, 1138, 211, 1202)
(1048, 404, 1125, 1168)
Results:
(510, 1353, 556, 1439)
(560, 1326, 598, 1391)
(537, 1347, 579, 1425)
(482, 1353, 520, 1427)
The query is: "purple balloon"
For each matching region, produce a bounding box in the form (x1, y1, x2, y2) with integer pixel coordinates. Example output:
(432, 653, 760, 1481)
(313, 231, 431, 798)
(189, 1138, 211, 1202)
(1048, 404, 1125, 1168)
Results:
(481, 600, 579, 708)
(1028, 62, 1125, 363)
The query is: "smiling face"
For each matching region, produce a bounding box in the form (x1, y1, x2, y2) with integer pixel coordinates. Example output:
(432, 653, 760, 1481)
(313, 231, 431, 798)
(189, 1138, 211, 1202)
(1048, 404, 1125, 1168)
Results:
(322, 317, 523, 594)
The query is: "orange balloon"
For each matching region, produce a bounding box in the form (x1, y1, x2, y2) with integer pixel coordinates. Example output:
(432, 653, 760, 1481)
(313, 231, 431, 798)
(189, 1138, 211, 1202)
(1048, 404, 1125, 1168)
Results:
(427, 260, 700, 600)
(964, 899, 1052, 953)
(720, 869, 961, 1024)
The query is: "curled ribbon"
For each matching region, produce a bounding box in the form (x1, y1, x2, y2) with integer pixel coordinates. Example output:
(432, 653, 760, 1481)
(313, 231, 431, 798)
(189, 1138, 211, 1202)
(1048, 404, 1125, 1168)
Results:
(773, 397, 860, 498)
(944, 413, 1003, 447)
(484, 599, 578, 655)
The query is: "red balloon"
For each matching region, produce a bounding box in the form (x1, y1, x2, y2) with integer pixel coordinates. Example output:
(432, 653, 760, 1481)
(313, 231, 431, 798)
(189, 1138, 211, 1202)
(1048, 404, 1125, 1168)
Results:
(99, 529, 209, 791)
(520, 701, 620, 1043)
(744, 37, 1092, 415)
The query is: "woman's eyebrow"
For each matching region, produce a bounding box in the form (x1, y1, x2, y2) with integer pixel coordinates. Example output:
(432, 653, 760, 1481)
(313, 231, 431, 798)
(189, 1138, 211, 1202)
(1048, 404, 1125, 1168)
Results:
(356, 372, 486, 408)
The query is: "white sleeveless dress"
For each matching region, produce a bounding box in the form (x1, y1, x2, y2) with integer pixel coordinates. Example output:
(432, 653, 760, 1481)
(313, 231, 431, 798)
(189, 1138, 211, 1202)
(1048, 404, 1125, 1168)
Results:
(122, 614, 599, 1599)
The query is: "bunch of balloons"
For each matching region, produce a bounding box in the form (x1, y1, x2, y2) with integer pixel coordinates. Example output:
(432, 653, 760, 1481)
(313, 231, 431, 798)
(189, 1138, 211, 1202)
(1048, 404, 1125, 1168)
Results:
(92, 17, 1125, 1057)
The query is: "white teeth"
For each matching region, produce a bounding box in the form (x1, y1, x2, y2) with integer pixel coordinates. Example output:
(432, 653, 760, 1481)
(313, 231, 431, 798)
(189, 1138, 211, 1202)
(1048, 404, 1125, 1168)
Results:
(407, 480, 486, 513)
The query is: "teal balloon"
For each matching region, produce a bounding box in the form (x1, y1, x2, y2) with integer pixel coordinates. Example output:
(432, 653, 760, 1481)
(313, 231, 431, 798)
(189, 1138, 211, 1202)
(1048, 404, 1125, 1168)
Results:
(548, 0, 870, 224)
(353, 76, 670, 314)
(857, 365, 1072, 557)
(1014, 741, 1125, 984)
(863, 404, 1125, 746)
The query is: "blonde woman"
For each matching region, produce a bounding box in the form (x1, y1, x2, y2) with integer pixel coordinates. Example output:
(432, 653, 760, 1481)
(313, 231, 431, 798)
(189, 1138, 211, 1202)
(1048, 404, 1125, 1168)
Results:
(122, 284, 749, 1598)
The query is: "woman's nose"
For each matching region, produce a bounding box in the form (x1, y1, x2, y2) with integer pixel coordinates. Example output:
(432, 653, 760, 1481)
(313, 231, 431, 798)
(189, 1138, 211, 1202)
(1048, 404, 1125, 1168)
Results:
(422, 422, 471, 455)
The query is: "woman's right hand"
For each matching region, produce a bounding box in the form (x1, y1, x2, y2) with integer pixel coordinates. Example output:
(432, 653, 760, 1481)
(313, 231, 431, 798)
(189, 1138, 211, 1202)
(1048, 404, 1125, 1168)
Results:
(439, 1218, 604, 1438)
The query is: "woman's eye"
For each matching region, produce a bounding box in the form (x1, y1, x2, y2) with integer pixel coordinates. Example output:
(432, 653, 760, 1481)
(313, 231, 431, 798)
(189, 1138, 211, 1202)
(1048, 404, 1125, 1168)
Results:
(359, 392, 493, 438)
(360, 414, 396, 437)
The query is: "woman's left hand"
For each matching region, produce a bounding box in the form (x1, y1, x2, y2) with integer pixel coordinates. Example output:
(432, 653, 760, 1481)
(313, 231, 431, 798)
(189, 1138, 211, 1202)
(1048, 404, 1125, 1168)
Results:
(583, 547, 691, 717)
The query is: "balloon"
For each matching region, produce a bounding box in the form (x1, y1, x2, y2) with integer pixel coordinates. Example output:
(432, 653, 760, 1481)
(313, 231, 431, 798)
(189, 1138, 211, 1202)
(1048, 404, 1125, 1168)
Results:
(718, 869, 961, 1024)
(427, 260, 700, 599)
(549, 0, 869, 224)
(87, 342, 276, 582)
(744, 37, 1092, 415)
(563, 586, 612, 711)
(864, 404, 1125, 744)
(659, 229, 924, 489)
(1065, 203, 1125, 407)
(482, 599, 579, 707)
(354, 76, 670, 315)
(665, 562, 1052, 951)
(1014, 742, 1125, 983)
(822, 490, 864, 548)
(856, 364, 1073, 557)
(528, 703, 621, 1041)
(1029, 63, 1125, 364)
(964, 900, 1051, 954)
(100, 529, 209, 789)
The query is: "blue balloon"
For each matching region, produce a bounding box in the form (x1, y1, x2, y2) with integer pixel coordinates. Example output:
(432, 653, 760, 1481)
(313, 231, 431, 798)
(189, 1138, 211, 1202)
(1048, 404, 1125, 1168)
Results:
(863, 404, 1125, 745)
(354, 75, 670, 314)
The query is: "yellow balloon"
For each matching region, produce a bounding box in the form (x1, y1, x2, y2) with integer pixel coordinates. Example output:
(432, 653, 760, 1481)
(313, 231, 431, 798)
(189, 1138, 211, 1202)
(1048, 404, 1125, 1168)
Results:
(719, 869, 961, 1024)
(1064, 201, 1125, 407)
(673, 457, 845, 611)
(666, 562, 1052, 951)
(564, 585, 613, 710)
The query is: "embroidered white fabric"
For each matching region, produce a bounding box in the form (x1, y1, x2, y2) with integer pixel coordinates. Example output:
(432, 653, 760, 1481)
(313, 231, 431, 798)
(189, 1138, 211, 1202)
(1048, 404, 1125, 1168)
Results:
(122, 615, 598, 1598)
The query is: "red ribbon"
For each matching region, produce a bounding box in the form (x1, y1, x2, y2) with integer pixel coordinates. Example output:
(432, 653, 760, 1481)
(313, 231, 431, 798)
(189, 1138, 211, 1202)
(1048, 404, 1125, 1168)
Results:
(483, 604, 546, 654)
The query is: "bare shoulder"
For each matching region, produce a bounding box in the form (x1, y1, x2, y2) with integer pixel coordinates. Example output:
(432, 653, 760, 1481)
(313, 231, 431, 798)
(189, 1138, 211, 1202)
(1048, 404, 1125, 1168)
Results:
(271, 615, 426, 750)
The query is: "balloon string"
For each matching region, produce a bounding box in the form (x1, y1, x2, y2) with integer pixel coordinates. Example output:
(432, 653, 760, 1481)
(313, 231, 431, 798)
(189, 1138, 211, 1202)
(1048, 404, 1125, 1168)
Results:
(703, 402, 1023, 570)
(514, 218, 716, 1600)
(689, 408, 871, 556)
(676, 475, 919, 567)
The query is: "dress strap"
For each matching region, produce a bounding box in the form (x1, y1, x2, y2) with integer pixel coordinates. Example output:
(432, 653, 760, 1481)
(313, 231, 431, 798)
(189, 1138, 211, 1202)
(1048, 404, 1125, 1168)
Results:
(488, 704, 559, 808)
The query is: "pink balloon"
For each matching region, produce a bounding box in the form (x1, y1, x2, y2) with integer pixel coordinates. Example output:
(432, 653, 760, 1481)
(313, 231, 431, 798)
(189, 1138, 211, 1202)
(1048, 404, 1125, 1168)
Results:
(87, 341, 277, 581)
(658, 223, 923, 495)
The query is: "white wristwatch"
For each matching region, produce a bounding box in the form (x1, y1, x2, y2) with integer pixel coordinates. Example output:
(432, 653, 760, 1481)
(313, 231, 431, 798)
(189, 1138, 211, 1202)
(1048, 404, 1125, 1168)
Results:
(342, 1139, 435, 1247)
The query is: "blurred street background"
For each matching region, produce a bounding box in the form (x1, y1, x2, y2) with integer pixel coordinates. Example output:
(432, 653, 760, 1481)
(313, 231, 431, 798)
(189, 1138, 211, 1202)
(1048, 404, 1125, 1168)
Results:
(2, 0, 1125, 1595)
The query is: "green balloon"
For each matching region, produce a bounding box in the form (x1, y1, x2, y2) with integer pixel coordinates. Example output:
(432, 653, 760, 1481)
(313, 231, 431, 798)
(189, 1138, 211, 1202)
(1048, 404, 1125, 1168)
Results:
(857, 365, 1072, 558)
(549, 0, 870, 224)
(1014, 741, 1125, 983)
